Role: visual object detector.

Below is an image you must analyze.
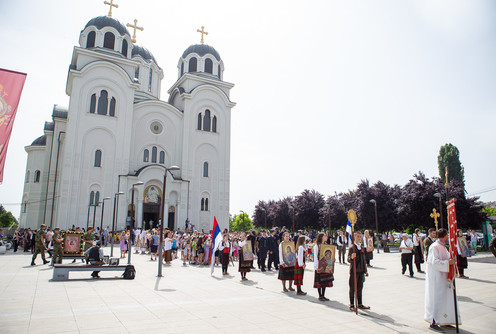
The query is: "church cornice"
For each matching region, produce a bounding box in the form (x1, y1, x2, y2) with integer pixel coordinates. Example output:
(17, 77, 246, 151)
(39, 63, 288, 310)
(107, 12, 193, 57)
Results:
(182, 84, 236, 108)
(167, 72, 234, 95)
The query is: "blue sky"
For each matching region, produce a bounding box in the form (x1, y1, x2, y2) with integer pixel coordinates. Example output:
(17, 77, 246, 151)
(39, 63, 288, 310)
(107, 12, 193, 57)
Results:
(1, 0, 495, 219)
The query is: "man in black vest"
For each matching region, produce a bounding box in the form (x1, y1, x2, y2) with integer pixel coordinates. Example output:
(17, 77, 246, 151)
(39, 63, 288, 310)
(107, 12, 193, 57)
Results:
(267, 229, 279, 271)
(84, 240, 105, 278)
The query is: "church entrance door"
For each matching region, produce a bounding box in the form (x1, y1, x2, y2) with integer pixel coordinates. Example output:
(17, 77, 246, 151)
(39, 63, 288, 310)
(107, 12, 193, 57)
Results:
(167, 206, 175, 231)
(143, 185, 162, 230)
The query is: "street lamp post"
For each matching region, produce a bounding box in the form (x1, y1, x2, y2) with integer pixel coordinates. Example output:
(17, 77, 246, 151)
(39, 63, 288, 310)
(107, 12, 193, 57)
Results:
(370, 199, 379, 254)
(110, 192, 124, 257)
(324, 203, 331, 242)
(158, 165, 180, 277)
(129, 181, 144, 265)
(261, 208, 266, 229)
(99, 197, 111, 242)
(434, 193, 444, 229)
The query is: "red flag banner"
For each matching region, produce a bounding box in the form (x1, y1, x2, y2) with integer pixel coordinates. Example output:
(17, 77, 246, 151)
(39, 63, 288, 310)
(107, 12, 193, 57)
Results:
(0, 68, 27, 183)
(447, 199, 458, 282)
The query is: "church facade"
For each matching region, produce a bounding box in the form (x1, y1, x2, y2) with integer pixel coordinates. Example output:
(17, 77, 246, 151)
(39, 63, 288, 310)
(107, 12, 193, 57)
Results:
(19, 16, 235, 232)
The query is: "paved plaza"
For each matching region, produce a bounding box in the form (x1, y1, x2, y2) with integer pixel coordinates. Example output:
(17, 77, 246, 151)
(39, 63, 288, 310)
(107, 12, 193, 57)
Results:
(1, 247, 495, 334)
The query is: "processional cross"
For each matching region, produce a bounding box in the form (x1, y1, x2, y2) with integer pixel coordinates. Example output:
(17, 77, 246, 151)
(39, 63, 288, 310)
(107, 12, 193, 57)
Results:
(197, 26, 208, 44)
(126, 19, 144, 43)
(104, 0, 118, 17)
(430, 208, 440, 231)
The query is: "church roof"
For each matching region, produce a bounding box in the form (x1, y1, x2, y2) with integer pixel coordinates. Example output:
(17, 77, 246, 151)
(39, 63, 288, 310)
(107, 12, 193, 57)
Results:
(52, 105, 68, 119)
(182, 44, 221, 61)
(132, 45, 158, 65)
(31, 135, 46, 146)
(84, 16, 130, 37)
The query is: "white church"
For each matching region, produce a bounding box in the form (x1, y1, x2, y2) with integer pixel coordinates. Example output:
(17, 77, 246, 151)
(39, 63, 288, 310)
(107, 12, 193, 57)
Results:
(19, 15, 235, 232)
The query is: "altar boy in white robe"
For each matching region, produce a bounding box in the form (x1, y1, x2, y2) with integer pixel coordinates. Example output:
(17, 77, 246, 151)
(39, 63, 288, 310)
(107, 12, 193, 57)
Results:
(424, 228, 461, 333)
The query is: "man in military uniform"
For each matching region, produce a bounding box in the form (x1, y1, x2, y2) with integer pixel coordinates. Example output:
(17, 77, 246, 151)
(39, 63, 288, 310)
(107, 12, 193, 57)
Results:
(52, 228, 64, 265)
(83, 227, 95, 251)
(31, 224, 48, 266)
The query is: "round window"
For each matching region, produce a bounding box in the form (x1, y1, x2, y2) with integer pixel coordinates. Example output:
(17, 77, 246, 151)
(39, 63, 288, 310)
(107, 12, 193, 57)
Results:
(150, 121, 163, 134)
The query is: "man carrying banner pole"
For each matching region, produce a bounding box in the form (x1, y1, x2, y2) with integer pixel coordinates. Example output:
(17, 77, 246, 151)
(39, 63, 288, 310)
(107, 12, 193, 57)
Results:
(210, 217, 223, 276)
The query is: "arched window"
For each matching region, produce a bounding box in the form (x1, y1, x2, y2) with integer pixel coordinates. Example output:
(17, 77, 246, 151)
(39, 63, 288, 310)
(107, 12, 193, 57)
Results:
(181, 63, 184, 76)
(103, 32, 115, 49)
(201, 198, 205, 211)
(25, 170, 30, 183)
(197, 113, 202, 130)
(212, 116, 217, 133)
(109, 97, 116, 116)
(151, 146, 157, 163)
(205, 58, 213, 74)
(89, 94, 96, 113)
(159, 151, 165, 164)
(148, 68, 152, 92)
(94, 150, 102, 167)
(203, 109, 211, 131)
(34, 170, 41, 183)
(189, 57, 197, 72)
(87, 31, 96, 48)
(203, 162, 209, 177)
(121, 39, 128, 57)
(23, 201, 27, 213)
(205, 198, 209, 211)
(218, 65, 221, 79)
(89, 191, 95, 205)
(97, 90, 108, 115)
(143, 149, 149, 162)
(95, 191, 100, 205)
(135, 67, 139, 79)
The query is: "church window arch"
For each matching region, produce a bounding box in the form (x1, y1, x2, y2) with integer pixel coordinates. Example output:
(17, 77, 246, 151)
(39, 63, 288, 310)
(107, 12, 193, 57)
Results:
(189, 57, 197, 72)
(203, 162, 209, 177)
(135, 67, 140, 80)
(205, 58, 213, 74)
(89, 191, 95, 205)
(109, 97, 116, 116)
(205, 198, 209, 211)
(89, 94, 96, 113)
(34, 170, 41, 183)
(94, 149, 102, 167)
(95, 191, 100, 205)
(121, 39, 128, 57)
(103, 32, 115, 50)
(25, 170, 30, 183)
(148, 68, 153, 92)
(181, 63, 184, 77)
(197, 113, 202, 130)
(87, 31, 96, 48)
(159, 151, 165, 164)
(143, 149, 149, 162)
(203, 109, 211, 131)
(201, 198, 205, 211)
(218, 65, 221, 79)
(97, 90, 108, 115)
(201, 193, 210, 211)
(151, 146, 157, 163)
(23, 200, 28, 213)
(212, 116, 217, 133)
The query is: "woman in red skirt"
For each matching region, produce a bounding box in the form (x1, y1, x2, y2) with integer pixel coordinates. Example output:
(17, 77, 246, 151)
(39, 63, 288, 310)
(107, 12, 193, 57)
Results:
(238, 232, 252, 280)
(313, 233, 334, 301)
(278, 232, 295, 292)
(294, 235, 307, 295)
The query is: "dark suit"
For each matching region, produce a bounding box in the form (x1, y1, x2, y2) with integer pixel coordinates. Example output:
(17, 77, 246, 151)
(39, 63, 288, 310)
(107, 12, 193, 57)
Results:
(267, 235, 279, 270)
(257, 235, 268, 271)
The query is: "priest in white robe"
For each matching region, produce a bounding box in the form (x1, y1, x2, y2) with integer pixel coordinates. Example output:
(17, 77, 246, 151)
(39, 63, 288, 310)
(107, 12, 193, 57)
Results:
(424, 228, 462, 332)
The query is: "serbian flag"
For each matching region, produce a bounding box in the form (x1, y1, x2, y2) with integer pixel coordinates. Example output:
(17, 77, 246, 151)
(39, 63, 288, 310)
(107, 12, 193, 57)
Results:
(346, 220, 353, 244)
(447, 199, 458, 282)
(0, 68, 27, 183)
(210, 216, 223, 275)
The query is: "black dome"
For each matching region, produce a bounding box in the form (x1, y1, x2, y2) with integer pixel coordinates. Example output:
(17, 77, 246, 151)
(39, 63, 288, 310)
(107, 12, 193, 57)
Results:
(84, 16, 130, 37)
(132, 45, 158, 65)
(31, 135, 46, 146)
(182, 44, 221, 61)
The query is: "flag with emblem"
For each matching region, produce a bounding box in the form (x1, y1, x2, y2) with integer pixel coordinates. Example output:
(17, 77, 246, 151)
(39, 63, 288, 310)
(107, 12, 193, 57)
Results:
(447, 199, 458, 282)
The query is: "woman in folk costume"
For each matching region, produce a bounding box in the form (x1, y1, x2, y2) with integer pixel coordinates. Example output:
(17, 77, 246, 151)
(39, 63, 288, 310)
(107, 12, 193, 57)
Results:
(314, 233, 334, 301)
(294, 235, 307, 295)
(238, 232, 252, 280)
(456, 229, 470, 279)
(204, 236, 211, 265)
(363, 230, 374, 267)
(219, 234, 233, 275)
(413, 228, 425, 273)
(278, 232, 295, 292)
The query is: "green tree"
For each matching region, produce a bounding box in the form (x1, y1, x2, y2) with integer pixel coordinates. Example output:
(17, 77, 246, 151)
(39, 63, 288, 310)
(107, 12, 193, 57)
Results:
(438, 143, 465, 188)
(0, 205, 18, 228)
(229, 213, 253, 231)
(482, 205, 496, 217)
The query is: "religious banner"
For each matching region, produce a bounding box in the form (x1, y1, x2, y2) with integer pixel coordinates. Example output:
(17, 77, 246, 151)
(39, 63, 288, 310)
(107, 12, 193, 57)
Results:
(281, 241, 296, 267)
(447, 199, 458, 282)
(241, 241, 253, 261)
(318, 244, 336, 274)
(62, 231, 84, 256)
(0, 68, 27, 183)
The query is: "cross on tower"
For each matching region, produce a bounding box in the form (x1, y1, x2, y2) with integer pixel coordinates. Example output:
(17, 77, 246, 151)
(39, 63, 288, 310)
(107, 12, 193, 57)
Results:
(104, 0, 118, 17)
(126, 19, 144, 43)
(197, 26, 208, 44)
(430, 208, 440, 231)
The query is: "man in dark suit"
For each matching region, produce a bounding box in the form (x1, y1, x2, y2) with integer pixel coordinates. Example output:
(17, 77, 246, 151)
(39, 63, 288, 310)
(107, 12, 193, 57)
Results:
(256, 230, 268, 272)
(267, 229, 279, 271)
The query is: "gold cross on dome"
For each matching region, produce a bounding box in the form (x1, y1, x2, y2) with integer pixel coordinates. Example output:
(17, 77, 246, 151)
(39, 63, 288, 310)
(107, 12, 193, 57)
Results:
(430, 208, 440, 231)
(104, 0, 118, 17)
(126, 19, 144, 43)
(197, 26, 208, 44)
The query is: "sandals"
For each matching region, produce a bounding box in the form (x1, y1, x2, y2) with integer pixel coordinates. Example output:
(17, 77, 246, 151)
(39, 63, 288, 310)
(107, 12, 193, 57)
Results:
(288, 287, 295, 291)
(297, 291, 307, 296)
(358, 304, 370, 309)
(283, 288, 289, 292)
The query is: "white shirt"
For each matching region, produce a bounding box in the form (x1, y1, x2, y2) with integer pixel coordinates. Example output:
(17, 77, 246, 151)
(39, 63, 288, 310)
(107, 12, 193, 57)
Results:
(297, 245, 305, 266)
(313, 244, 320, 270)
(164, 237, 172, 251)
(413, 234, 421, 246)
(400, 238, 414, 254)
(337, 235, 349, 247)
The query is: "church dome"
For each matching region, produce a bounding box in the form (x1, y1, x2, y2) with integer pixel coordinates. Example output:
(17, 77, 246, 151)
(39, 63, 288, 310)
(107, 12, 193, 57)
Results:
(31, 135, 46, 146)
(182, 44, 221, 61)
(84, 16, 130, 37)
(132, 45, 158, 65)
